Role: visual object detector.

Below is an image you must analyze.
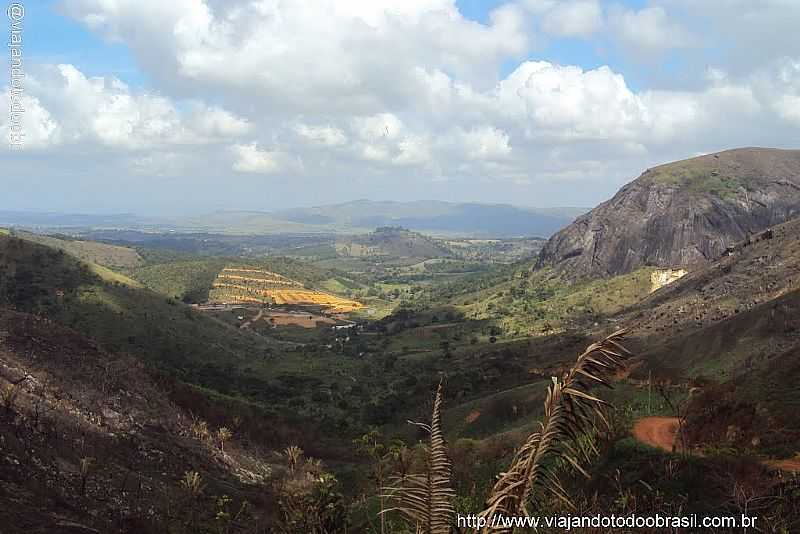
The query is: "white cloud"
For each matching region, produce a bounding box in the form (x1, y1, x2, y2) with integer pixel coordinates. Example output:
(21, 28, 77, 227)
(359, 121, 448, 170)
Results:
(4, 0, 798, 212)
(60, 0, 529, 110)
(1, 92, 59, 149)
(751, 59, 800, 124)
(540, 0, 603, 38)
(352, 113, 405, 142)
(495, 62, 645, 142)
(393, 135, 432, 166)
(775, 95, 800, 123)
(188, 105, 251, 137)
(231, 143, 301, 174)
(609, 6, 695, 57)
(459, 126, 512, 160)
(295, 124, 347, 147)
(17, 64, 250, 150)
(6, 61, 254, 154)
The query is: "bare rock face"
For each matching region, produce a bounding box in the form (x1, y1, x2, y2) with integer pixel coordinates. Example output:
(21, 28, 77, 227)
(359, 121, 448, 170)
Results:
(537, 148, 800, 278)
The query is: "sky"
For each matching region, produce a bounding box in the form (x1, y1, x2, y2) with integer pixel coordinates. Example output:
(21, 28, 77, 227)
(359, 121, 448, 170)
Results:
(2, 0, 800, 215)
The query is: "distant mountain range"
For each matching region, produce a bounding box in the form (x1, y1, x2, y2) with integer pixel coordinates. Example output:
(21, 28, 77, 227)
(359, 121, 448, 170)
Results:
(1, 201, 587, 238)
(179, 201, 584, 237)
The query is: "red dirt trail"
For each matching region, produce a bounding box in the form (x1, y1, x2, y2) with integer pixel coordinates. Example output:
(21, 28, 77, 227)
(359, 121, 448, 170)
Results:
(632, 417, 682, 453)
(632, 416, 800, 473)
(766, 456, 800, 473)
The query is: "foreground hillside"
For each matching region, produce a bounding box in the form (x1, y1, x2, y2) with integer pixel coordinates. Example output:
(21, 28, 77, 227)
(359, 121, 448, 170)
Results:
(538, 148, 800, 278)
(611, 217, 800, 457)
(0, 309, 276, 533)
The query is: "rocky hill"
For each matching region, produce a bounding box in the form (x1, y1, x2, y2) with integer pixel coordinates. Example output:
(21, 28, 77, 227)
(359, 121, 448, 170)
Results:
(335, 226, 453, 259)
(537, 148, 800, 278)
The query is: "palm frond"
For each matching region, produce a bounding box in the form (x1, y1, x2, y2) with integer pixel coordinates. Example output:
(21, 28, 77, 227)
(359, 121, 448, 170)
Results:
(384, 381, 456, 534)
(478, 330, 632, 531)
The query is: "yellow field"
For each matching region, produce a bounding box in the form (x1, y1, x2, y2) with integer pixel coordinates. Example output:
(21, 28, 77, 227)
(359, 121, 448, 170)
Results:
(216, 274, 300, 286)
(267, 289, 362, 312)
(209, 267, 362, 312)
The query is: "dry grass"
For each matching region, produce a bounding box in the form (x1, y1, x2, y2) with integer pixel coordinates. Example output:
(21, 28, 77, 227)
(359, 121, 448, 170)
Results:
(385, 382, 455, 534)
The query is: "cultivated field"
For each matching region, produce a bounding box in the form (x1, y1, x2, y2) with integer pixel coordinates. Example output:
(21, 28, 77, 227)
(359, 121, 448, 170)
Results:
(209, 267, 363, 312)
(265, 311, 336, 328)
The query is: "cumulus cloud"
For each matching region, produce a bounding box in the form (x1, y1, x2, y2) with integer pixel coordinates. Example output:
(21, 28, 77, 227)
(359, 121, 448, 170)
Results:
(459, 126, 512, 160)
(231, 143, 301, 174)
(295, 124, 347, 147)
(608, 6, 695, 57)
(0, 92, 59, 149)
(539, 0, 603, 38)
(60, 0, 530, 109)
(494, 62, 645, 142)
(12, 64, 250, 150)
(188, 105, 251, 138)
(4, 0, 800, 212)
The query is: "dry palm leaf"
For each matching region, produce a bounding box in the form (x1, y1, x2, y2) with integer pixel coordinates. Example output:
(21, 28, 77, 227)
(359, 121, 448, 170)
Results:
(384, 381, 456, 534)
(478, 330, 632, 532)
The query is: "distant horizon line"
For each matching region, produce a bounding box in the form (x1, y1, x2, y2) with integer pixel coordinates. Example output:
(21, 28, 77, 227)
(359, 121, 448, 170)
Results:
(0, 200, 592, 218)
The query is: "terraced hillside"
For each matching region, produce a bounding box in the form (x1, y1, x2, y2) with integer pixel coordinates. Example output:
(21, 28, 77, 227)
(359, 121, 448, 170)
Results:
(209, 267, 363, 312)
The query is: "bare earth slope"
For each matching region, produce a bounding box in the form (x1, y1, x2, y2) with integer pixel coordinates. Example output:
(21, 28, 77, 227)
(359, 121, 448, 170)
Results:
(538, 148, 800, 278)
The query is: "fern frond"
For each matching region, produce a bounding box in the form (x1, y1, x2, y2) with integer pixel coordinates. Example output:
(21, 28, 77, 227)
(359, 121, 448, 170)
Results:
(478, 330, 632, 532)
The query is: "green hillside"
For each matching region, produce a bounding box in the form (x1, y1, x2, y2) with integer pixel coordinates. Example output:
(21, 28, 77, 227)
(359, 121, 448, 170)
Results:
(13, 229, 143, 269)
(127, 258, 228, 302)
(4, 214, 800, 531)
(127, 254, 368, 303)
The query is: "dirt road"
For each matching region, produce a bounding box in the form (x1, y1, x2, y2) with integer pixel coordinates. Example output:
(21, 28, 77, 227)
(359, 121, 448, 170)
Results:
(632, 416, 800, 473)
(766, 456, 800, 473)
(240, 309, 264, 329)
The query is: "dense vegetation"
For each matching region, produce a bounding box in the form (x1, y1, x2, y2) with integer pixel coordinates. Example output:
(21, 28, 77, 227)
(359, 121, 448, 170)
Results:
(3, 210, 800, 532)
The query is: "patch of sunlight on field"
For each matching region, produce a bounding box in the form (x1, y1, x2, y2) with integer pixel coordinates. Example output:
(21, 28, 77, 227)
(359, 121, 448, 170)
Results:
(89, 263, 144, 288)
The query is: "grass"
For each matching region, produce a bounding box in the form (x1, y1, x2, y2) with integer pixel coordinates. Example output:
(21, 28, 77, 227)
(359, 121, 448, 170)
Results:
(643, 158, 749, 199)
(14, 230, 143, 269)
(457, 266, 656, 336)
(127, 258, 227, 302)
(88, 262, 143, 288)
(442, 380, 548, 439)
